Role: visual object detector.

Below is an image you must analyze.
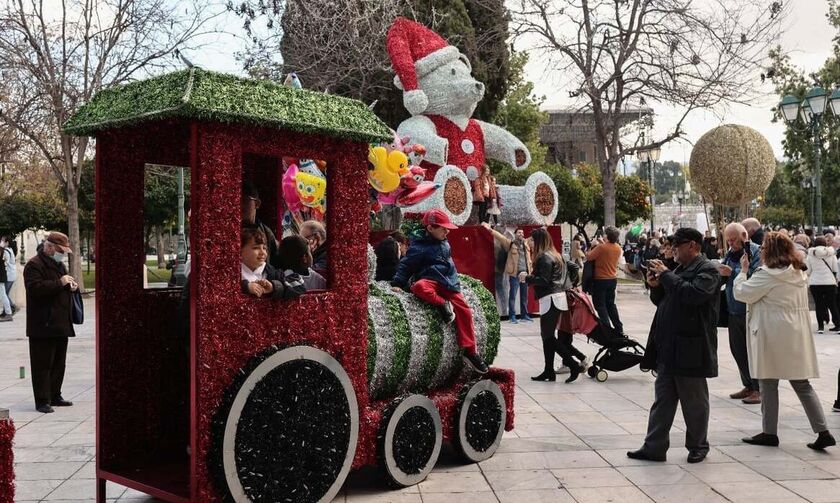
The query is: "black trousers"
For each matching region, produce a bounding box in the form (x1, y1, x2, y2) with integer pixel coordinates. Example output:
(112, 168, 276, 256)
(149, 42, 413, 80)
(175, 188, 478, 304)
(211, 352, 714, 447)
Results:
(29, 337, 68, 407)
(539, 304, 584, 371)
(642, 366, 710, 456)
(728, 314, 759, 391)
(475, 201, 488, 224)
(810, 285, 840, 330)
(592, 278, 624, 334)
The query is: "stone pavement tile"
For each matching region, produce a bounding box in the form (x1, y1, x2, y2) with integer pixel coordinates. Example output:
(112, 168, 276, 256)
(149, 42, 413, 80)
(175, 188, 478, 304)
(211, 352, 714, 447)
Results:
(564, 421, 629, 436)
(682, 461, 767, 483)
(52, 433, 95, 446)
(14, 479, 64, 500)
(552, 467, 630, 488)
(344, 487, 421, 502)
(745, 459, 835, 480)
(421, 491, 499, 503)
(779, 479, 840, 502)
(496, 436, 588, 453)
(17, 419, 83, 435)
(811, 459, 840, 477)
(14, 461, 85, 480)
(617, 465, 701, 486)
(596, 447, 732, 467)
(567, 485, 654, 503)
(515, 411, 563, 424)
(513, 422, 575, 438)
(416, 472, 491, 493)
(71, 461, 95, 479)
(710, 481, 808, 502)
(552, 410, 613, 423)
(637, 483, 728, 503)
(496, 488, 576, 503)
(538, 397, 595, 413)
(717, 444, 800, 462)
(779, 440, 840, 461)
(581, 433, 646, 450)
(13, 432, 65, 447)
(479, 450, 609, 471)
(44, 478, 125, 500)
(483, 469, 560, 492)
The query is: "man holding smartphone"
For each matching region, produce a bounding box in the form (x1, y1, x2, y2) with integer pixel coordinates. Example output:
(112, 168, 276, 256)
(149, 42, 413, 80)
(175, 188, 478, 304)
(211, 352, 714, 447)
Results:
(719, 223, 762, 405)
(628, 228, 720, 464)
(23, 231, 78, 413)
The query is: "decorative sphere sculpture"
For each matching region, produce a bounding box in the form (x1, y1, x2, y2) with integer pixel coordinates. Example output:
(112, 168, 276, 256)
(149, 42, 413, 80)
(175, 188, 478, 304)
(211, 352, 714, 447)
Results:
(688, 124, 775, 206)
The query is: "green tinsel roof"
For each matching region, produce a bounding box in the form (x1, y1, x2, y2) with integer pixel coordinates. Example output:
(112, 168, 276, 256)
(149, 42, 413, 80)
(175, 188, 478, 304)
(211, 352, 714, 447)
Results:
(63, 68, 392, 143)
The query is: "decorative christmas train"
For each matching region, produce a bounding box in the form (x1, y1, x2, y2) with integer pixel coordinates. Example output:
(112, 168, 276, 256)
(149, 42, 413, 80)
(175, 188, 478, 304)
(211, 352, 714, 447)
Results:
(64, 68, 517, 502)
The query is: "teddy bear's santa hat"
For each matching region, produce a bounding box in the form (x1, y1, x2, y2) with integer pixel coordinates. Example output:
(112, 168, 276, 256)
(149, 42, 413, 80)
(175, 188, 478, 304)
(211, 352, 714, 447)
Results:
(387, 17, 462, 115)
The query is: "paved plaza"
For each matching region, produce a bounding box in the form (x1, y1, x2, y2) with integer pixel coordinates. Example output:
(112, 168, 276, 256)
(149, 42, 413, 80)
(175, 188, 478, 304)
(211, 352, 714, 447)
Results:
(4, 287, 840, 502)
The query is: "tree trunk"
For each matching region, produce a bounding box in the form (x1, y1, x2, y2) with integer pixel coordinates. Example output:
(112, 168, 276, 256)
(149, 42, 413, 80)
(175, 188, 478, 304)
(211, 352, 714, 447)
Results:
(66, 175, 84, 292)
(602, 163, 617, 228)
(157, 230, 166, 269)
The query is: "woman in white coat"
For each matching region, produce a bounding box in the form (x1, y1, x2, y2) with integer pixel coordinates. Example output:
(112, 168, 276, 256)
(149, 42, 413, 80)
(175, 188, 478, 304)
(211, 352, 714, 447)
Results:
(734, 231, 835, 450)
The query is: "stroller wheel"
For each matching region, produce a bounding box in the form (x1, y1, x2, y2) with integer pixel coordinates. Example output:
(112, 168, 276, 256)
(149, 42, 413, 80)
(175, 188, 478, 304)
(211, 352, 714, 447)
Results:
(587, 366, 598, 378)
(651, 369, 658, 378)
(595, 369, 608, 382)
(641, 367, 649, 373)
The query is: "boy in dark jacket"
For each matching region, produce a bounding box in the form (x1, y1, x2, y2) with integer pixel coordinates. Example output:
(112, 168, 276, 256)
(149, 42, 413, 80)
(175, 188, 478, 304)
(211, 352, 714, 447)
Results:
(391, 209, 488, 374)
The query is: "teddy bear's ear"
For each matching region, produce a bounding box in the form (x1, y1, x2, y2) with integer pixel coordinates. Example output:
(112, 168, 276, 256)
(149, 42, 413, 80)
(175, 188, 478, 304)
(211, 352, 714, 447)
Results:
(458, 53, 473, 73)
(403, 89, 429, 115)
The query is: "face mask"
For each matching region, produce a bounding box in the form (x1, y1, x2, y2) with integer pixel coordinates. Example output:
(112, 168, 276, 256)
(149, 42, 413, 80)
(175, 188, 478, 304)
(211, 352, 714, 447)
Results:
(52, 252, 66, 263)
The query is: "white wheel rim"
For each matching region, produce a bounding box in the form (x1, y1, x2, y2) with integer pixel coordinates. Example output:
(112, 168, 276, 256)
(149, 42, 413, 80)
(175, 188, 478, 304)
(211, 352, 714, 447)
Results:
(383, 394, 442, 486)
(222, 346, 358, 502)
(457, 380, 506, 462)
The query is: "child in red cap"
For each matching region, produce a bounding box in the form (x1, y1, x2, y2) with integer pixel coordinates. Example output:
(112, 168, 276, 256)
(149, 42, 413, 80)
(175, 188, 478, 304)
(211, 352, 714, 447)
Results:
(391, 209, 489, 374)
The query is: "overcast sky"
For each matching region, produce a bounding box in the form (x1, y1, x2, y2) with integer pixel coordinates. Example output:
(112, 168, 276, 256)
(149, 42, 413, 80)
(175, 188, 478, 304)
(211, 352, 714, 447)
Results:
(521, 1, 837, 165)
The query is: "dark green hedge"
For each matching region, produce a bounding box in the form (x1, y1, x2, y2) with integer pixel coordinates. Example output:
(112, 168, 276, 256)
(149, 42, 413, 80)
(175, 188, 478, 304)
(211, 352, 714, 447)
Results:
(64, 68, 392, 144)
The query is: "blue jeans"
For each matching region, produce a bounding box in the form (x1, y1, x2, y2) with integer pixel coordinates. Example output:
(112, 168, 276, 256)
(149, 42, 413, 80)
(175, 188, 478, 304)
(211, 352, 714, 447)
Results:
(508, 275, 529, 320)
(4, 281, 15, 310)
(592, 278, 623, 334)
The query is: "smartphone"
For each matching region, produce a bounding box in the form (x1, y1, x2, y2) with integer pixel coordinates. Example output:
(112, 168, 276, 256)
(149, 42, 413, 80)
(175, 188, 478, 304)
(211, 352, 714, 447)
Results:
(743, 240, 752, 262)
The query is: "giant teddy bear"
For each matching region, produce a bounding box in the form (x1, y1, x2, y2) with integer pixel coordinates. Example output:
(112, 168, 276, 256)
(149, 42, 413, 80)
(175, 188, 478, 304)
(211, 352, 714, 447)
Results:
(387, 17, 531, 182)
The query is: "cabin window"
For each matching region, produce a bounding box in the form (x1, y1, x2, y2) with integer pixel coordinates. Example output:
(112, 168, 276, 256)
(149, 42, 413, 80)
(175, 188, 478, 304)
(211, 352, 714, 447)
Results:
(142, 164, 190, 290)
(240, 154, 329, 296)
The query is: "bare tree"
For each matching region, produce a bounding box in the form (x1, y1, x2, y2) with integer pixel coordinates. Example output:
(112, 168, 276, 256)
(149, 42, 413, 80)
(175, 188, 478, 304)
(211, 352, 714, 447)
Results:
(511, 0, 786, 226)
(0, 0, 219, 283)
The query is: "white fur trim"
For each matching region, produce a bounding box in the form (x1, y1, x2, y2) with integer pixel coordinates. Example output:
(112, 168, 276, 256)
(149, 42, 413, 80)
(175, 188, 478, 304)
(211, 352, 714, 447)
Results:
(465, 166, 479, 181)
(393, 46, 461, 89)
(403, 89, 429, 116)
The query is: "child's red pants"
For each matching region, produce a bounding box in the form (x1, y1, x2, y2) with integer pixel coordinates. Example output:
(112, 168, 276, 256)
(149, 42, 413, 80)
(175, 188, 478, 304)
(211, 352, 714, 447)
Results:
(410, 279, 477, 355)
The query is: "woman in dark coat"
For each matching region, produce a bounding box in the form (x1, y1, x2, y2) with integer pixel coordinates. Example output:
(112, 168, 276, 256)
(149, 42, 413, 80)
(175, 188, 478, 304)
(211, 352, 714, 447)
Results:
(374, 232, 408, 281)
(526, 228, 586, 383)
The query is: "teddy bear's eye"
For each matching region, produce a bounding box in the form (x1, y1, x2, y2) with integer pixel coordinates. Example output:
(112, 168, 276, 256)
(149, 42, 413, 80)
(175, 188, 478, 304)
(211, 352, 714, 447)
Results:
(451, 68, 456, 76)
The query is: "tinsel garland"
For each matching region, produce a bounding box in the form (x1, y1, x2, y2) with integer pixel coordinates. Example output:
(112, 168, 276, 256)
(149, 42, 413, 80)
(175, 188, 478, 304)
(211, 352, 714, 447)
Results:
(378, 282, 432, 393)
(495, 171, 559, 225)
(400, 166, 473, 226)
(367, 312, 376, 380)
(367, 294, 398, 398)
(418, 303, 445, 389)
(0, 417, 13, 503)
(369, 283, 412, 398)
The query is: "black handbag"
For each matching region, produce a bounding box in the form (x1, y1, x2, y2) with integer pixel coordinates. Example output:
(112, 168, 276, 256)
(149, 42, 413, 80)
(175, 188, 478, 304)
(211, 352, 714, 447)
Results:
(71, 290, 84, 325)
(581, 259, 595, 294)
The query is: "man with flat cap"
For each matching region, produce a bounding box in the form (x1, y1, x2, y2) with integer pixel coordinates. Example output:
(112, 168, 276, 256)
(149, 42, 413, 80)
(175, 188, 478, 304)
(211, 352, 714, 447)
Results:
(24, 231, 78, 413)
(629, 227, 721, 464)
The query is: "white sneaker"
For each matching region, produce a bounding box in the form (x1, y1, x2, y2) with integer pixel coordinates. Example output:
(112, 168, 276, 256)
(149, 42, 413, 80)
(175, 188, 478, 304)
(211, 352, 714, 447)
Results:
(555, 366, 571, 374)
(818, 329, 825, 335)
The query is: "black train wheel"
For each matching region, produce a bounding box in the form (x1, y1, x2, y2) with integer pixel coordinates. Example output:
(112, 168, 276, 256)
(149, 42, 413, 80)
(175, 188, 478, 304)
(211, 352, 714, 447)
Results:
(378, 394, 442, 487)
(212, 345, 358, 503)
(454, 379, 506, 463)
(587, 366, 598, 378)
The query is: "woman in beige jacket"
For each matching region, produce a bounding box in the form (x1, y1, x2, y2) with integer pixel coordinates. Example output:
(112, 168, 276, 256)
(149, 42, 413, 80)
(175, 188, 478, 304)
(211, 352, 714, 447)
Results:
(733, 231, 835, 450)
(482, 223, 533, 323)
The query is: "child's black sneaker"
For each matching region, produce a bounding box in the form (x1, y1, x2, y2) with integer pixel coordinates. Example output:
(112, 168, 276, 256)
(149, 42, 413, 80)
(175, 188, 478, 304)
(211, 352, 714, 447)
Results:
(463, 352, 489, 374)
(833, 400, 840, 412)
(440, 301, 456, 324)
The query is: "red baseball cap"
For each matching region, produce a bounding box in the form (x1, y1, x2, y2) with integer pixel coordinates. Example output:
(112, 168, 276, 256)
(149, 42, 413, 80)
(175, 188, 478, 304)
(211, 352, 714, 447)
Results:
(422, 209, 458, 229)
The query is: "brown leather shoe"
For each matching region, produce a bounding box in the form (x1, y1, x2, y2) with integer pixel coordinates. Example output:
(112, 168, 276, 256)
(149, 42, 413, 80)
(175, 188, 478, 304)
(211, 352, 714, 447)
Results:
(742, 391, 761, 404)
(730, 387, 750, 399)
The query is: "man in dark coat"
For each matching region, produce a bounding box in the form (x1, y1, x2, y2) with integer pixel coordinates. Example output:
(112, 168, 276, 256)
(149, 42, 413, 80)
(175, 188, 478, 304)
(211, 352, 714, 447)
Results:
(23, 231, 78, 413)
(629, 227, 720, 464)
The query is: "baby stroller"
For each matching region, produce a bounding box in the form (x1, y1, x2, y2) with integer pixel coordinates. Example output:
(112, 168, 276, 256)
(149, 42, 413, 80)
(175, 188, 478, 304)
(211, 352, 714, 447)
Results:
(560, 289, 647, 382)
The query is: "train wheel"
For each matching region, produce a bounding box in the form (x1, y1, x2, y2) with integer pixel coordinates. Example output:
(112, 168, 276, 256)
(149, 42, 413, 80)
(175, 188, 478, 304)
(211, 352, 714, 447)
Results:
(378, 394, 442, 487)
(454, 379, 506, 463)
(212, 345, 358, 503)
(596, 369, 609, 382)
(587, 366, 598, 378)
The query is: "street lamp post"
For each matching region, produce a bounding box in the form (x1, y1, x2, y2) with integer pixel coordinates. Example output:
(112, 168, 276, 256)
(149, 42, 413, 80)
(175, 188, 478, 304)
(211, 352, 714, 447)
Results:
(638, 146, 661, 234)
(779, 87, 839, 233)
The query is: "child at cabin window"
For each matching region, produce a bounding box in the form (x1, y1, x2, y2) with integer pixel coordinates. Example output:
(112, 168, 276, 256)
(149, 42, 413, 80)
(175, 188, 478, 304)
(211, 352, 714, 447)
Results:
(241, 228, 306, 299)
(390, 209, 489, 375)
(278, 235, 327, 291)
